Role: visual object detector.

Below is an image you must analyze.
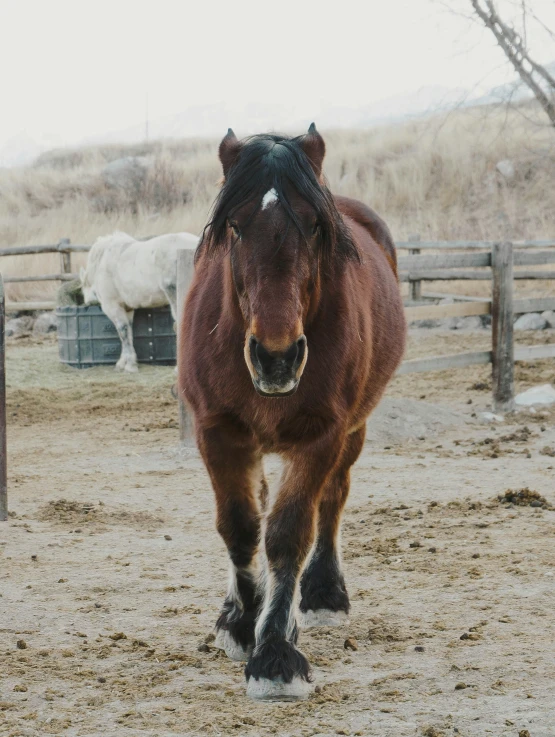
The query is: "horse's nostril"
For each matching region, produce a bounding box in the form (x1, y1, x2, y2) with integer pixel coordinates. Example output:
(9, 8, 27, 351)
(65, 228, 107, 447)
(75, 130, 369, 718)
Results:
(296, 335, 306, 365)
(283, 341, 299, 366)
(253, 339, 274, 374)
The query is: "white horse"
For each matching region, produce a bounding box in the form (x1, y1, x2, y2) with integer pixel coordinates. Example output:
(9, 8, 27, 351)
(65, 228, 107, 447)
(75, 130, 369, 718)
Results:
(80, 231, 198, 372)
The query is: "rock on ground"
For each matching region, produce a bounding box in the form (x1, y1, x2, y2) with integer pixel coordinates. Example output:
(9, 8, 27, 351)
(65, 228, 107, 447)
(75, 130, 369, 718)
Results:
(33, 312, 58, 335)
(541, 310, 555, 328)
(410, 318, 442, 329)
(445, 315, 483, 330)
(514, 313, 547, 331)
(496, 158, 515, 179)
(410, 314, 485, 330)
(102, 156, 150, 193)
(5, 316, 34, 337)
(515, 384, 555, 406)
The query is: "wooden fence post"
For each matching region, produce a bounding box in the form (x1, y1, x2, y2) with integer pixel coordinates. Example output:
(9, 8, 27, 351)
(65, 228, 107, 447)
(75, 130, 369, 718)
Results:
(408, 233, 421, 302)
(0, 275, 7, 521)
(176, 247, 197, 445)
(491, 242, 515, 413)
(59, 238, 72, 277)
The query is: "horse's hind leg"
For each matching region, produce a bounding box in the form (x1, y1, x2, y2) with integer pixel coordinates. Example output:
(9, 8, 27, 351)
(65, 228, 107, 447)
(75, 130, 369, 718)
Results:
(102, 302, 138, 373)
(197, 421, 263, 661)
(162, 284, 178, 323)
(299, 426, 365, 628)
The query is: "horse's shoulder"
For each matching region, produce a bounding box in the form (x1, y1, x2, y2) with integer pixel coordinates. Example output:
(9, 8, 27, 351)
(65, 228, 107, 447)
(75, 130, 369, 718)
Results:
(334, 195, 398, 276)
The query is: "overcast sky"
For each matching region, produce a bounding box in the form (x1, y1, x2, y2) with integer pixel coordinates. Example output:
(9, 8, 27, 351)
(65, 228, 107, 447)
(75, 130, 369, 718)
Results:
(1, 0, 554, 153)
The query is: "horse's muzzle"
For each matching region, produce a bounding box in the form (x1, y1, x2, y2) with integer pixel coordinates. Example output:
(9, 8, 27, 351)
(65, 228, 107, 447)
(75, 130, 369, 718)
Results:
(248, 335, 307, 397)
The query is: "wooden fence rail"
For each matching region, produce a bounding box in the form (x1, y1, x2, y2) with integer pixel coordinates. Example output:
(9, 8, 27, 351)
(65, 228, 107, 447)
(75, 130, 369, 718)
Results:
(395, 239, 555, 250)
(0, 241, 89, 257)
(1, 238, 553, 259)
(3, 274, 78, 284)
(0, 239, 87, 297)
(0, 236, 152, 302)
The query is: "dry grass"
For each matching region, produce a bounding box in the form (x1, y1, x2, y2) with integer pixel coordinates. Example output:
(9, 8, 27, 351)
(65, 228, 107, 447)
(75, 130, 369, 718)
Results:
(1, 101, 554, 301)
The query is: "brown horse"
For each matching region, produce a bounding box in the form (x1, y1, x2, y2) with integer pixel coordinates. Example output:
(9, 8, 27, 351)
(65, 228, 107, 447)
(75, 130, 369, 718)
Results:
(179, 125, 406, 700)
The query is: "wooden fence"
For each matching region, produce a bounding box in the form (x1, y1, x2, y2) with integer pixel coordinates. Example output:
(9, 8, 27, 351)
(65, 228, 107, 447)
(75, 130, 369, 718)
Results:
(1, 236, 555, 311)
(0, 239, 87, 311)
(0, 237, 553, 410)
(397, 241, 555, 411)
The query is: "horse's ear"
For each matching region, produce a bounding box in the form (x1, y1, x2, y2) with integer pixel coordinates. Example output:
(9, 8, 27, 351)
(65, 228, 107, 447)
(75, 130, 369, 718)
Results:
(299, 122, 326, 179)
(219, 128, 242, 177)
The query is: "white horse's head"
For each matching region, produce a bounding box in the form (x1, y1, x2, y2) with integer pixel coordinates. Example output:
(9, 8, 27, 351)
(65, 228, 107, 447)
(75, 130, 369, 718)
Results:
(79, 266, 98, 304)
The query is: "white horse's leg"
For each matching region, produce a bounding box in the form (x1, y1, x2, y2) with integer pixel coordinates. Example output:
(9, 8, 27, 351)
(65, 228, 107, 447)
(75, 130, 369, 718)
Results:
(103, 303, 138, 373)
(163, 284, 178, 323)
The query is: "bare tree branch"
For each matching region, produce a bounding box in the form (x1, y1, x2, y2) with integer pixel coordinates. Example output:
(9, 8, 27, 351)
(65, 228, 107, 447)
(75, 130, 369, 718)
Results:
(470, 0, 555, 126)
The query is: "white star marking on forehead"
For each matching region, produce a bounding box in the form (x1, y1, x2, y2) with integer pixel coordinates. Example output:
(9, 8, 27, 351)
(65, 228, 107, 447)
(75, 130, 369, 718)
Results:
(261, 188, 279, 209)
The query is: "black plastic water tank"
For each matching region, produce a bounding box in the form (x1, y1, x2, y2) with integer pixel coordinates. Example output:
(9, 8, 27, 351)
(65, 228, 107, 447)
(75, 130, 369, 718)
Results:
(56, 305, 176, 368)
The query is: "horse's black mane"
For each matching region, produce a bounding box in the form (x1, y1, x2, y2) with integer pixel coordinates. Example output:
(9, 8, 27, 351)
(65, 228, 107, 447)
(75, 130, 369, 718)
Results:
(198, 133, 360, 265)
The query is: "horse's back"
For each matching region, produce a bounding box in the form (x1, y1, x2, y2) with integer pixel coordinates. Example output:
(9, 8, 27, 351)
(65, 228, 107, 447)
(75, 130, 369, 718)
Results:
(147, 233, 199, 285)
(334, 196, 406, 423)
(87, 230, 199, 308)
(147, 232, 199, 253)
(98, 231, 198, 276)
(334, 195, 398, 276)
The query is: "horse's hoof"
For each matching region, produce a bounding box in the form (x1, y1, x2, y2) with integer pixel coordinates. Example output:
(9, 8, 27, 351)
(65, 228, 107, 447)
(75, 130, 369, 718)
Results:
(247, 676, 311, 702)
(124, 364, 139, 373)
(298, 609, 349, 628)
(214, 629, 251, 661)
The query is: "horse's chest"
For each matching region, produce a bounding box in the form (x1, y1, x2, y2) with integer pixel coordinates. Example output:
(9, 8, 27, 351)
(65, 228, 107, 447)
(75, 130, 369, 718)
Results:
(245, 404, 331, 453)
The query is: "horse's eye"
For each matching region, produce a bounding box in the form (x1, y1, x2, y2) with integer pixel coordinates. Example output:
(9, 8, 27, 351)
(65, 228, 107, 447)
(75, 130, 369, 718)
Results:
(311, 222, 320, 236)
(229, 221, 240, 237)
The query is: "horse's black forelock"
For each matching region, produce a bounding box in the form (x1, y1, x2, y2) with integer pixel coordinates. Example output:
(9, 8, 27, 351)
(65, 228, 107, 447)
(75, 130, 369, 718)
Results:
(196, 133, 360, 265)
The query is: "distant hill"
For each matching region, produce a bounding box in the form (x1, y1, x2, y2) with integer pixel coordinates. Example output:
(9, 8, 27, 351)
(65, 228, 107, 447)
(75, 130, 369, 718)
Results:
(3, 61, 553, 168)
(0, 132, 64, 169)
(473, 61, 555, 107)
(84, 85, 470, 146)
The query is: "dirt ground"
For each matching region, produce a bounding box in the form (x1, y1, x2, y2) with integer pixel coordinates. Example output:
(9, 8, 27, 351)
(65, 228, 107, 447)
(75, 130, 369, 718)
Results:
(1, 330, 555, 737)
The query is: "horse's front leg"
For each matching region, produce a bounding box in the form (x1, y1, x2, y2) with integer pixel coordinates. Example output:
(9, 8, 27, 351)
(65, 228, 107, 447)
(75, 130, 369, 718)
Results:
(300, 426, 365, 627)
(246, 430, 342, 701)
(197, 421, 264, 661)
